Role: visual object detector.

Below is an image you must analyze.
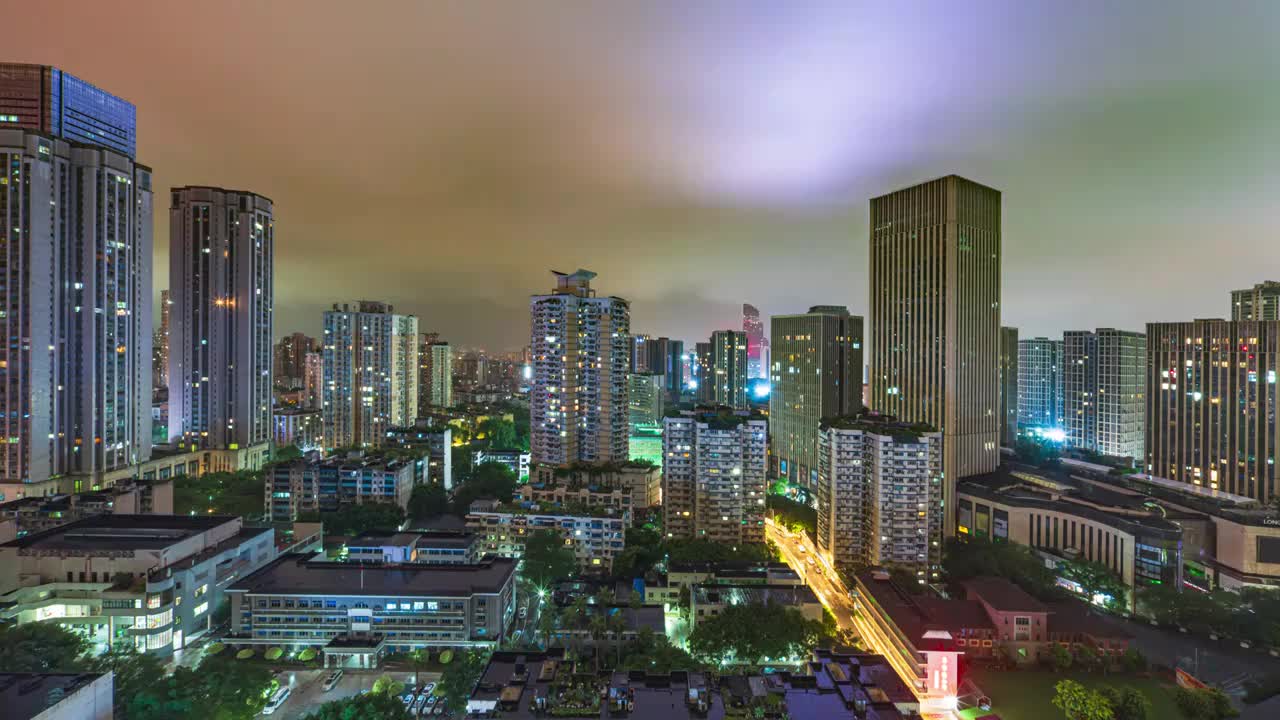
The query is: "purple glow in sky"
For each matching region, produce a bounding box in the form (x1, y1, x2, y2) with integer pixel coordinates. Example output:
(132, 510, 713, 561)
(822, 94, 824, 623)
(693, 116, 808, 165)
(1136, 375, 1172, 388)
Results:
(4, 0, 1279, 348)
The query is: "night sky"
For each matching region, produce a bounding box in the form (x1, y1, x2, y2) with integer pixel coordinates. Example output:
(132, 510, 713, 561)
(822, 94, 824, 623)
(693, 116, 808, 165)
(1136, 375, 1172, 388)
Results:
(8, 1, 1280, 350)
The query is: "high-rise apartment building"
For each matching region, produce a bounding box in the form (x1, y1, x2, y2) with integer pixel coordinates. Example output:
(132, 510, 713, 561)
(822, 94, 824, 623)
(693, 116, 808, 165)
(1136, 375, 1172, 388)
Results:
(273, 332, 316, 384)
(743, 304, 769, 380)
(168, 187, 274, 451)
(631, 334, 653, 373)
(1231, 281, 1280, 321)
(1146, 319, 1280, 503)
(627, 373, 665, 430)
(694, 342, 714, 404)
(0, 63, 137, 157)
(1063, 329, 1145, 461)
(419, 335, 453, 409)
(154, 289, 172, 390)
(769, 306, 863, 487)
(869, 175, 1001, 534)
(1016, 337, 1063, 432)
(0, 128, 153, 494)
(303, 351, 323, 409)
(709, 330, 749, 410)
(1000, 326, 1019, 447)
(636, 336, 684, 401)
(662, 409, 767, 545)
(529, 270, 630, 466)
(322, 302, 419, 449)
(816, 415, 943, 581)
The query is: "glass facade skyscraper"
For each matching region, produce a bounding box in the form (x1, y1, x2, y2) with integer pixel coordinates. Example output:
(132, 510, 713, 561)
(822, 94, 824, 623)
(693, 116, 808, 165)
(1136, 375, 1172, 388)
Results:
(0, 64, 137, 157)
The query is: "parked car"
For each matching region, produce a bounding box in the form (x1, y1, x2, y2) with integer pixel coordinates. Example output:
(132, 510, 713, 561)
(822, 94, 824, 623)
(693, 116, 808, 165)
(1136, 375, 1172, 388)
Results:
(323, 670, 343, 692)
(262, 687, 291, 715)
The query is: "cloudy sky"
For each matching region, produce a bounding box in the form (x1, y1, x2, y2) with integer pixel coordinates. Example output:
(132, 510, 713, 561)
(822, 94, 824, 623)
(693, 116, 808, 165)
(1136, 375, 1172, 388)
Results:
(8, 1, 1280, 349)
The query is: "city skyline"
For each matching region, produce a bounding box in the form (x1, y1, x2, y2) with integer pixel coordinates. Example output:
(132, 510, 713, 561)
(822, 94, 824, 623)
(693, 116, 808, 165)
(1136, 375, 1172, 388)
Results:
(5, 3, 1279, 350)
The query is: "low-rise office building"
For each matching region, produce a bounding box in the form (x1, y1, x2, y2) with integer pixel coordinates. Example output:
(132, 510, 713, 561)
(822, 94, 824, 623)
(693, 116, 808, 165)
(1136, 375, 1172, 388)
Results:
(529, 461, 662, 509)
(956, 467, 1183, 607)
(343, 530, 480, 565)
(2, 673, 114, 720)
(266, 452, 415, 522)
(0, 480, 173, 542)
(273, 408, 323, 452)
(466, 499, 626, 572)
(689, 584, 824, 628)
(225, 554, 517, 666)
(0, 515, 277, 657)
(644, 561, 802, 605)
(383, 420, 454, 489)
(474, 449, 531, 483)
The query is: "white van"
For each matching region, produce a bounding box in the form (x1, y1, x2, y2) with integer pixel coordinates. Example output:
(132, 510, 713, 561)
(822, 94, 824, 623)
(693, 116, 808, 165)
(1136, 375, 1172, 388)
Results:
(262, 686, 291, 715)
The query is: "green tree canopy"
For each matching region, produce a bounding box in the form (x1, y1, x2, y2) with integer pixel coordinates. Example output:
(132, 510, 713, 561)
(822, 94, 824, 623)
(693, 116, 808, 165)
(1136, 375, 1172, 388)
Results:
(451, 461, 518, 514)
(1099, 686, 1151, 720)
(943, 538, 1064, 601)
(173, 470, 266, 518)
(522, 529, 578, 587)
(298, 502, 406, 536)
(438, 649, 490, 713)
(407, 481, 450, 520)
(126, 654, 273, 720)
(1053, 679, 1114, 720)
(688, 603, 823, 665)
(1172, 686, 1238, 720)
(0, 623, 90, 673)
(299, 692, 412, 720)
(1062, 558, 1128, 610)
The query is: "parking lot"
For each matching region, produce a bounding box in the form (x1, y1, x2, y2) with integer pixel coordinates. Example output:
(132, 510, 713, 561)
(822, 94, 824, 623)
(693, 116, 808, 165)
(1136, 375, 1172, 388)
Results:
(267, 669, 441, 719)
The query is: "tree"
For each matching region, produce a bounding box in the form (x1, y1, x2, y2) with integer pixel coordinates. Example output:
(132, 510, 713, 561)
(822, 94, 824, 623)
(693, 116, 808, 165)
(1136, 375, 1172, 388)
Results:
(1050, 643, 1074, 672)
(688, 604, 823, 666)
(1015, 435, 1062, 468)
(173, 470, 266, 518)
(1099, 686, 1151, 720)
(371, 674, 405, 696)
(0, 623, 91, 673)
(1172, 687, 1238, 720)
(407, 481, 450, 520)
(1063, 559, 1128, 611)
(298, 502, 405, 536)
(126, 654, 273, 720)
(478, 418, 519, 451)
(522, 530, 577, 587)
(1052, 679, 1114, 720)
(93, 644, 167, 713)
(766, 494, 817, 538)
(943, 537, 1065, 601)
(451, 461, 518, 515)
(437, 649, 490, 713)
(274, 444, 304, 462)
(1075, 643, 1102, 673)
(299, 692, 412, 720)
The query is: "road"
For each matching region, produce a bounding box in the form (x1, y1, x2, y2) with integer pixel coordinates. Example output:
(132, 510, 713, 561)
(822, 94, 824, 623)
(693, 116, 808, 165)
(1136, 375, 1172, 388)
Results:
(270, 669, 435, 718)
(765, 520, 941, 713)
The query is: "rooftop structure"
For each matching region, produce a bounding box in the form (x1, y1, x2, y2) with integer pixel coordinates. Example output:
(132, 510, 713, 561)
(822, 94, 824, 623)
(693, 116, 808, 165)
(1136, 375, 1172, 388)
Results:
(0, 673, 113, 720)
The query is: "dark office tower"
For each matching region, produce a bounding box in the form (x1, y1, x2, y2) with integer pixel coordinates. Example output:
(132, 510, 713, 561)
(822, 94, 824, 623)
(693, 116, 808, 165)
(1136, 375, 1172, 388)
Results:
(0, 128, 153, 493)
(1064, 328, 1145, 461)
(710, 330, 749, 410)
(273, 332, 317, 383)
(661, 339, 685, 401)
(999, 327, 1019, 448)
(1231, 281, 1280, 321)
(1146, 320, 1280, 503)
(631, 335, 653, 373)
(0, 63, 137, 157)
(770, 307, 863, 487)
(694, 342, 714, 404)
(418, 333, 453, 410)
(870, 175, 1001, 535)
(743, 304, 769, 380)
(1016, 337, 1063, 432)
(169, 187, 274, 451)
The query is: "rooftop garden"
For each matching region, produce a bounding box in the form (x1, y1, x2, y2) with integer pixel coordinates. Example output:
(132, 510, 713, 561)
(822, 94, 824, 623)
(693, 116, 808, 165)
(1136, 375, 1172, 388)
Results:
(819, 411, 935, 441)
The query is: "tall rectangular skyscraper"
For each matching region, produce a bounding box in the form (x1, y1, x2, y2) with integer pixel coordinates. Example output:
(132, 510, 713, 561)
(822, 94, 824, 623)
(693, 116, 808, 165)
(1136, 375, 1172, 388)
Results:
(322, 302, 418, 449)
(1145, 319, 1279, 502)
(743, 304, 768, 380)
(769, 306, 863, 487)
(529, 270, 630, 466)
(418, 338, 453, 409)
(1016, 337, 1063, 432)
(869, 175, 1001, 533)
(0, 128, 153, 493)
(1063, 328, 1145, 461)
(0, 64, 137, 157)
(709, 330, 749, 410)
(999, 326, 1019, 447)
(168, 187, 274, 451)
(1230, 281, 1280, 321)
